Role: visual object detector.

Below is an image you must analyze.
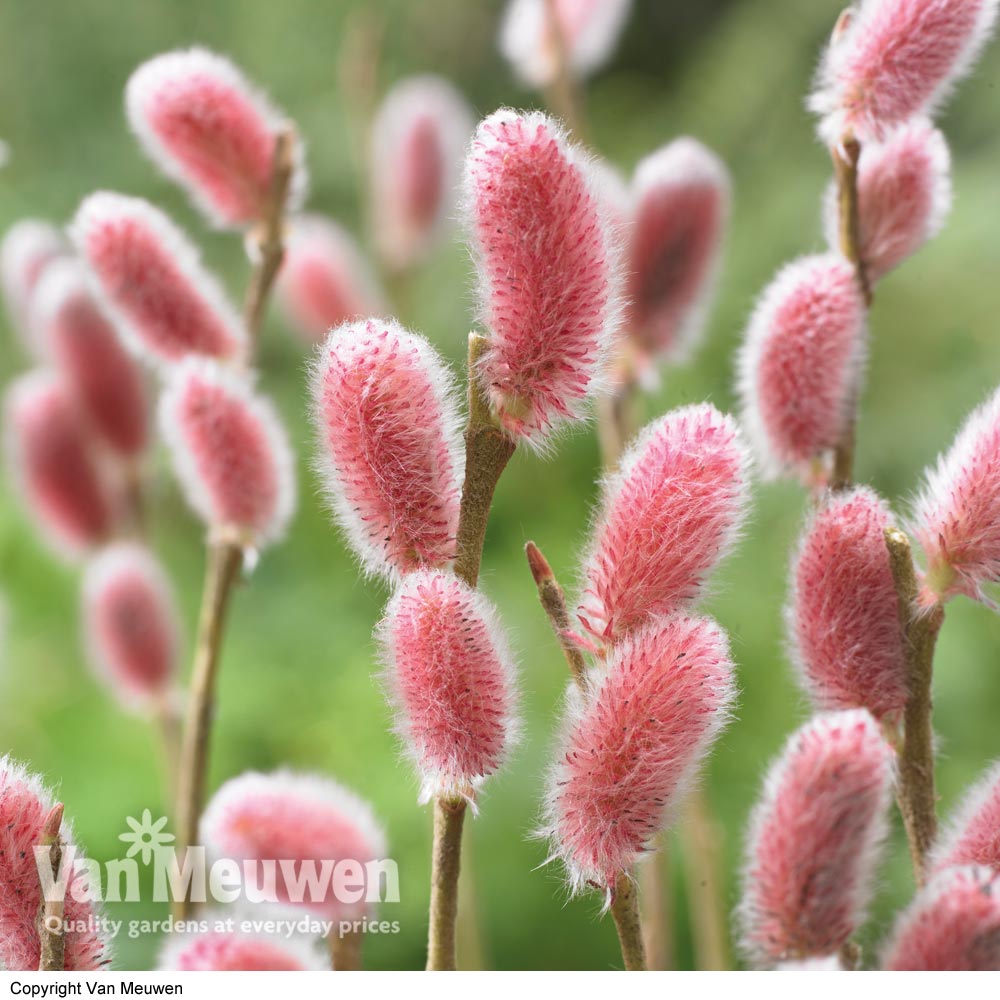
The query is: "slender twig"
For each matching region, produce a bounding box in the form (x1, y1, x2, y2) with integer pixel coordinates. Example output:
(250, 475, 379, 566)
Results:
(525, 541, 588, 689)
(639, 847, 674, 970)
(453, 334, 516, 589)
(37, 804, 65, 972)
(329, 926, 364, 972)
(427, 796, 467, 971)
(610, 872, 648, 971)
(156, 697, 181, 809)
(542, 0, 588, 141)
(682, 787, 730, 970)
(174, 541, 244, 920)
(884, 527, 944, 885)
(830, 134, 871, 492)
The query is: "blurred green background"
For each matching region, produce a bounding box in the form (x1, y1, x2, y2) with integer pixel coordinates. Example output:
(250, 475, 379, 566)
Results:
(1, 0, 999, 972)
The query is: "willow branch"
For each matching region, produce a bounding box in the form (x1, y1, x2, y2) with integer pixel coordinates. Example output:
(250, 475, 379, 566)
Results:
(37, 804, 65, 971)
(639, 847, 674, 970)
(610, 873, 648, 971)
(884, 526, 944, 885)
(542, 0, 589, 142)
(426, 796, 467, 971)
(329, 925, 364, 972)
(681, 788, 730, 970)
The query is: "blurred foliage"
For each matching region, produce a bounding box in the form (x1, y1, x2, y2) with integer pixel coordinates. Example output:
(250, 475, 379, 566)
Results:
(1, 0, 999, 972)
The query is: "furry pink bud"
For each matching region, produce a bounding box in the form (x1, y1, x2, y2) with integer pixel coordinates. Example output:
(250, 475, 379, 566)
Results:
(578, 404, 750, 643)
(276, 215, 385, 342)
(625, 138, 730, 363)
(82, 543, 180, 711)
(788, 488, 908, 722)
(160, 919, 327, 971)
(310, 319, 463, 579)
(71, 192, 247, 367)
(883, 865, 1000, 970)
(378, 570, 519, 803)
(499, 0, 633, 87)
(371, 76, 472, 273)
(824, 120, 951, 283)
(737, 710, 894, 967)
(126, 47, 306, 229)
(1, 219, 66, 348)
(0, 756, 109, 970)
(3, 371, 115, 555)
(911, 384, 1000, 605)
(930, 761, 1000, 874)
(200, 771, 388, 921)
(33, 260, 149, 459)
(737, 254, 867, 481)
(811, 0, 999, 145)
(160, 359, 295, 547)
(544, 613, 734, 893)
(465, 110, 621, 444)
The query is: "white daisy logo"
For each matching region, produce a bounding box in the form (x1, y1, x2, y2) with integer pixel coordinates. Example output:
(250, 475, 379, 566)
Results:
(119, 809, 175, 865)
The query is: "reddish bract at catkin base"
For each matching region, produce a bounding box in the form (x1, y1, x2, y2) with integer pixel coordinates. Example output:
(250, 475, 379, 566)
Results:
(160, 359, 295, 548)
(788, 487, 908, 722)
(370, 76, 472, 273)
(82, 543, 180, 712)
(3, 371, 116, 556)
(810, 0, 1000, 146)
(499, 0, 633, 88)
(0, 756, 109, 970)
(465, 109, 621, 445)
(378, 571, 519, 804)
(160, 918, 327, 971)
(201, 771, 388, 921)
(625, 137, 730, 364)
(126, 47, 307, 229)
(578, 403, 750, 642)
(823, 119, 952, 283)
(310, 319, 463, 580)
(883, 865, 1000, 970)
(0, 219, 66, 349)
(737, 710, 894, 968)
(71, 192, 247, 368)
(737, 253, 867, 483)
(33, 260, 149, 459)
(930, 761, 1000, 874)
(544, 613, 735, 894)
(276, 215, 386, 343)
(911, 383, 1000, 606)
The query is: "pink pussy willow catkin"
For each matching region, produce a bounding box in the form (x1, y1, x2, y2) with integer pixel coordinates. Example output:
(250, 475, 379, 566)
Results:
(3, 371, 115, 555)
(737, 709, 893, 967)
(0, 219, 66, 346)
(200, 770, 388, 921)
(910, 383, 1000, 605)
(160, 919, 327, 971)
(71, 192, 247, 367)
(737, 253, 867, 483)
(578, 403, 750, 643)
(624, 137, 730, 364)
(824, 119, 952, 284)
(810, 0, 1000, 146)
(276, 215, 385, 342)
(370, 75, 472, 273)
(883, 865, 1000, 970)
(82, 543, 180, 712)
(33, 260, 149, 460)
(310, 319, 463, 580)
(0, 756, 108, 970)
(930, 761, 1000, 874)
(787, 487, 908, 722)
(160, 358, 295, 548)
(126, 47, 306, 229)
(464, 109, 621, 445)
(544, 613, 735, 894)
(378, 570, 519, 804)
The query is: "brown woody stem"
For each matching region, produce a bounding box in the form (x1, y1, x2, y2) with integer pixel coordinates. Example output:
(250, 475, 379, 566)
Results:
(639, 845, 674, 970)
(542, 0, 589, 142)
(680, 788, 730, 970)
(37, 804, 65, 972)
(884, 526, 944, 885)
(426, 796, 467, 971)
(610, 872, 648, 971)
(525, 541, 588, 690)
(453, 334, 516, 589)
(329, 925, 364, 971)
(156, 697, 182, 810)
